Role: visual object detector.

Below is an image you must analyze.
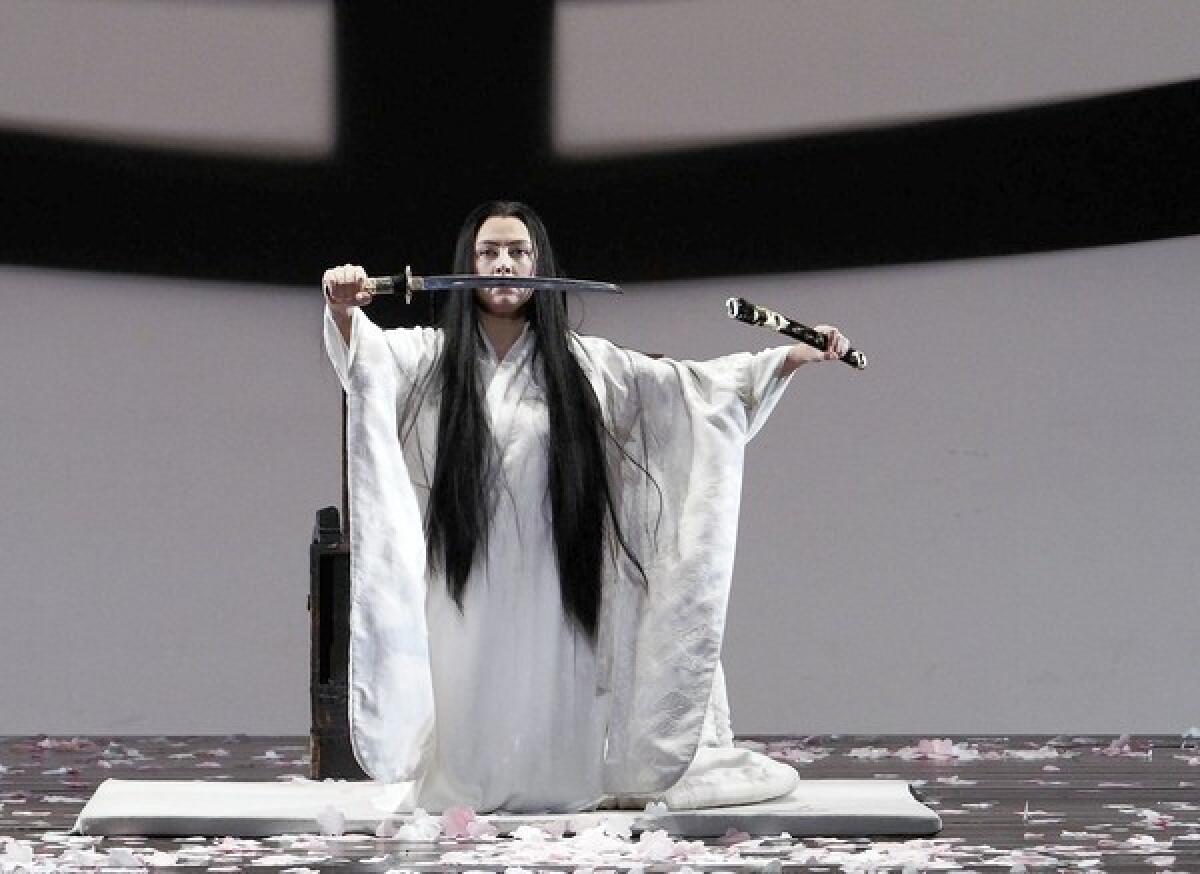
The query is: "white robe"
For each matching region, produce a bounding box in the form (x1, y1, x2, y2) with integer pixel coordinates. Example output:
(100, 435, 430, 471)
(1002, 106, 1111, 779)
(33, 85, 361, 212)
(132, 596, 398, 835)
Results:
(324, 306, 799, 812)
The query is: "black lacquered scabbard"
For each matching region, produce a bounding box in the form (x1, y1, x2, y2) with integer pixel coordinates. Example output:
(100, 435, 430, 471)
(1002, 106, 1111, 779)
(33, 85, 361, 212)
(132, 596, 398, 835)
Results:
(727, 297, 867, 370)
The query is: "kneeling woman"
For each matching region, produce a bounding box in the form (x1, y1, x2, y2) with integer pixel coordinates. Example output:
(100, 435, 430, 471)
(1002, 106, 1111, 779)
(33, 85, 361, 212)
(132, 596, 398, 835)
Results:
(323, 201, 850, 813)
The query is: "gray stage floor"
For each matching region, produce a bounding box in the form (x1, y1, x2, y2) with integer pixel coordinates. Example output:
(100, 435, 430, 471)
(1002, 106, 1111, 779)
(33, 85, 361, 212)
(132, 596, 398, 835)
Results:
(1, 734, 1196, 871)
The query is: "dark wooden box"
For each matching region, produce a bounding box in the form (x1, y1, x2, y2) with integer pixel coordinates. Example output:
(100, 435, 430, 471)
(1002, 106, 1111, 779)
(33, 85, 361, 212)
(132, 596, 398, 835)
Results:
(308, 506, 369, 780)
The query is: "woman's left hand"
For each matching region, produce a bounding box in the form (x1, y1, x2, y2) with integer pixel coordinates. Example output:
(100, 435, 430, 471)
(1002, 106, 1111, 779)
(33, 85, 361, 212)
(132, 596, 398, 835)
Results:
(781, 325, 850, 375)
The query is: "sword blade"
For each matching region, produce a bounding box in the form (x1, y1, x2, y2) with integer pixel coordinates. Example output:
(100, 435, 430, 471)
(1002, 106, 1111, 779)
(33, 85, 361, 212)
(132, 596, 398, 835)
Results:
(416, 274, 622, 294)
(364, 267, 621, 298)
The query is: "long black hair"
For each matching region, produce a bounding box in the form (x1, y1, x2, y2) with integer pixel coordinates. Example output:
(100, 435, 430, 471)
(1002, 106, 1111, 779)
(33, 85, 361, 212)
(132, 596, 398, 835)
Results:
(424, 200, 643, 641)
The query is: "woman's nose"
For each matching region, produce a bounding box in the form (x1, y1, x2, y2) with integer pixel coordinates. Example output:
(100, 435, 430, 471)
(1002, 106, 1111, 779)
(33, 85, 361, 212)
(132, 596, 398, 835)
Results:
(493, 254, 514, 273)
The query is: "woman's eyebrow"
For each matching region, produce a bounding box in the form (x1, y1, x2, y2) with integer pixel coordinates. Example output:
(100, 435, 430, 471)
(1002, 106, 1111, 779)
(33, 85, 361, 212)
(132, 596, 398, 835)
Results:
(477, 239, 533, 247)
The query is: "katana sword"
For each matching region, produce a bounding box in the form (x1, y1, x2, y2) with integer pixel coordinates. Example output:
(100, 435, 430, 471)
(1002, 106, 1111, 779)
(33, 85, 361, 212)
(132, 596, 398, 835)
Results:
(365, 266, 622, 304)
(727, 297, 868, 370)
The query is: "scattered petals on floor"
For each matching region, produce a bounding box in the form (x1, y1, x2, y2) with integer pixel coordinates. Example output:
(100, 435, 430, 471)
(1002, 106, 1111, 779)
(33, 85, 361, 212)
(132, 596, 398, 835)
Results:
(2, 734, 1198, 872)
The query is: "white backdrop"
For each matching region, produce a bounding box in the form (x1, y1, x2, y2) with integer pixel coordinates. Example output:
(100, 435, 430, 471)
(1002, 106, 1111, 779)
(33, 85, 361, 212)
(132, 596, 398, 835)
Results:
(554, 0, 1200, 155)
(0, 0, 333, 157)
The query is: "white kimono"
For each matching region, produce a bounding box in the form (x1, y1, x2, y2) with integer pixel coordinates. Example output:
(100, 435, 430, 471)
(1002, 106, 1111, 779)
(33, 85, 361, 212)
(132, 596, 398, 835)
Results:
(324, 306, 799, 813)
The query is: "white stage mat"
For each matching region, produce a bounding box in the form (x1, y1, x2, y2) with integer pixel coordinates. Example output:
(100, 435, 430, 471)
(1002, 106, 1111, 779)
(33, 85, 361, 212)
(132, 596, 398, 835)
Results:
(73, 778, 941, 838)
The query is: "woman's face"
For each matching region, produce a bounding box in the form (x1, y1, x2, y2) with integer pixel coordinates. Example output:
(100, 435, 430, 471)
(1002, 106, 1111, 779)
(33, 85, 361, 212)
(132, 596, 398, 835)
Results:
(473, 215, 535, 317)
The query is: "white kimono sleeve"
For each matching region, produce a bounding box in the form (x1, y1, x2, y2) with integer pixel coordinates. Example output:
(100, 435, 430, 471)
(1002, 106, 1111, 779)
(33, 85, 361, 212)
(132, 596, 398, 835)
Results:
(323, 306, 440, 783)
(572, 336, 794, 795)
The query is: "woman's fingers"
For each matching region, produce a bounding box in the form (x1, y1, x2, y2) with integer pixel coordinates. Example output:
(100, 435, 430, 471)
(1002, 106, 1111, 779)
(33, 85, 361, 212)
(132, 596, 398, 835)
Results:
(833, 330, 848, 359)
(813, 324, 849, 361)
(322, 264, 372, 306)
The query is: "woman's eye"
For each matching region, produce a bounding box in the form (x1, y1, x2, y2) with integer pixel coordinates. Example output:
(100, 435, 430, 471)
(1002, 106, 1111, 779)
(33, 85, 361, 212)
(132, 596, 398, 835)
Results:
(512, 248, 532, 259)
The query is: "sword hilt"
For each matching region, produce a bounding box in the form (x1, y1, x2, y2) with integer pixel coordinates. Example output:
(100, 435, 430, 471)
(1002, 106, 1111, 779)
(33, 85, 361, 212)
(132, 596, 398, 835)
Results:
(363, 266, 418, 303)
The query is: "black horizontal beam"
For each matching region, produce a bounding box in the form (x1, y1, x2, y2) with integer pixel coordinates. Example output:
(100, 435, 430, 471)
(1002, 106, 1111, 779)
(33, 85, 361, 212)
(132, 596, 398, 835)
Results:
(2, 3, 1197, 296)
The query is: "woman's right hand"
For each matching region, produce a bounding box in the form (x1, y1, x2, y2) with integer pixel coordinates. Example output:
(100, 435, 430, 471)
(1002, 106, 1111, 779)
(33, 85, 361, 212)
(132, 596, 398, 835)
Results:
(322, 264, 373, 309)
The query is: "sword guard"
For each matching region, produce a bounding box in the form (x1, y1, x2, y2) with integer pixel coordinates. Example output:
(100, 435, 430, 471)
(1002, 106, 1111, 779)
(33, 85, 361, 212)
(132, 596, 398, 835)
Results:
(404, 265, 420, 304)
